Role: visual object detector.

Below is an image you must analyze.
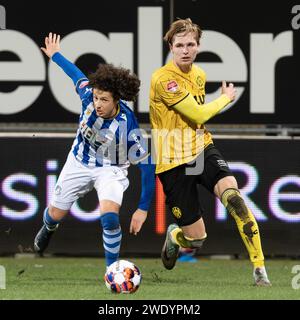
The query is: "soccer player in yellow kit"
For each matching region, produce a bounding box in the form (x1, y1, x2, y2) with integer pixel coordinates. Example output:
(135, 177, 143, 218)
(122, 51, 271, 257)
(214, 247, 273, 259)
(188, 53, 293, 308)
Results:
(149, 18, 271, 286)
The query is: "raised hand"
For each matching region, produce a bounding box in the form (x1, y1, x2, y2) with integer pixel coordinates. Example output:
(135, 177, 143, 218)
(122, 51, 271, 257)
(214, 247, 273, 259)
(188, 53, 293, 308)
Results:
(221, 81, 237, 102)
(41, 32, 61, 58)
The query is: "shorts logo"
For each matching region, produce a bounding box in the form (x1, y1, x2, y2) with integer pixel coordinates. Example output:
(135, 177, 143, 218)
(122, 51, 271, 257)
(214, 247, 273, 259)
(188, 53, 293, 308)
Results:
(167, 80, 179, 92)
(55, 185, 62, 195)
(217, 160, 228, 167)
(79, 81, 89, 89)
(172, 207, 182, 219)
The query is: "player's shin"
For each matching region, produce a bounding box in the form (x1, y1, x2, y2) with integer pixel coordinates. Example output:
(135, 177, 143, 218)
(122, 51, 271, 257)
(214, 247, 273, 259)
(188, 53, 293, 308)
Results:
(221, 188, 265, 268)
(43, 207, 61, 231)
(100, 212, 122, 267)
(34, 207, 61, 254)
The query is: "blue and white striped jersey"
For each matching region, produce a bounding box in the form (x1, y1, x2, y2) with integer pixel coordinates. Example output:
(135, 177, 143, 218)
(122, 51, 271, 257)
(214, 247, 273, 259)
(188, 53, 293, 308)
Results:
(51, 52, 155, 210)
(71, 78, 147, 168)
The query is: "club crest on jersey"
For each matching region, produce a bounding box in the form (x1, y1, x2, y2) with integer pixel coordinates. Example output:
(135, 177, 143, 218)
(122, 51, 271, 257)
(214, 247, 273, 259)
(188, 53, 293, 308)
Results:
(196, 76, 204, 91)
(167, 80, 179, 92)
(79, 81, 89, 89)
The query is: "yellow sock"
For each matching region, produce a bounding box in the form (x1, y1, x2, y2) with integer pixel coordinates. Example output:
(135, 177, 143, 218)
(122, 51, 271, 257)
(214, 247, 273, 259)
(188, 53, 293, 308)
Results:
(170, 227, 207, 249)
(221, 189, 265, 268)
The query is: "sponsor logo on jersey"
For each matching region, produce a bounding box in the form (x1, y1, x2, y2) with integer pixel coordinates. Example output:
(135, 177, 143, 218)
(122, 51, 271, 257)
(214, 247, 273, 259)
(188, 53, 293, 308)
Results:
(167, 80, 178, 92)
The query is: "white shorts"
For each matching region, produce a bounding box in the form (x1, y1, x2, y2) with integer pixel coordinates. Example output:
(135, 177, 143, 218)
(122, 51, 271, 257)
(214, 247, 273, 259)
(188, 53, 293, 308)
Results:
(51, 152, 129, 211)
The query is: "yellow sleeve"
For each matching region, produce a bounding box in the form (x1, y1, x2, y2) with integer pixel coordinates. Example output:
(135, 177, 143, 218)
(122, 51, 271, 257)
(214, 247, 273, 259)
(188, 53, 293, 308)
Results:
(172, 93, 231, 124)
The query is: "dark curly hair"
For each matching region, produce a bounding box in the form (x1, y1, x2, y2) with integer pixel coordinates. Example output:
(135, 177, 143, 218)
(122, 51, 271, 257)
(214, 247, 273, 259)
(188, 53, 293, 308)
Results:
(88, 64, 140, 102)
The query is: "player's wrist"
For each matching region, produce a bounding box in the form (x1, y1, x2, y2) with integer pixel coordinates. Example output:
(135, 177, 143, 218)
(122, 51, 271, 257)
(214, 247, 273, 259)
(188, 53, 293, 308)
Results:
(137, 208, 148, 214)
(51, 51, 60, 60)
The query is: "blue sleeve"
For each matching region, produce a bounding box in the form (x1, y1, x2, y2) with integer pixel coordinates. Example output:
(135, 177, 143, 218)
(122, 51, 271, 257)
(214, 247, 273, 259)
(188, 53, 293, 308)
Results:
(137, 162, 156, 211)
(52, 52, 92, 101)
(127, 113, 149, 164)
(52, 52, 87, 85)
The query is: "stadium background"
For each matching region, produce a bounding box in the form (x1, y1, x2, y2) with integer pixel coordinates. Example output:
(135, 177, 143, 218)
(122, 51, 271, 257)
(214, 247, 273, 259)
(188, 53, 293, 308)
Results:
(0, 0, 299, 257)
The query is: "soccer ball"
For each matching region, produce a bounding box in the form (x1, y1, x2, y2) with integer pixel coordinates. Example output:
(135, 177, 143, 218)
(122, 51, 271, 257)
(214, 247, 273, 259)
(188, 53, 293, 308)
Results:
(104, 260, 141, 294)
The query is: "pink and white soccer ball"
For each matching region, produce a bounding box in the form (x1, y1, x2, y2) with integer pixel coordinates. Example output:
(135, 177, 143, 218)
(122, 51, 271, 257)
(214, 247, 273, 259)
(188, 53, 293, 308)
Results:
(104, 260, 141, 293)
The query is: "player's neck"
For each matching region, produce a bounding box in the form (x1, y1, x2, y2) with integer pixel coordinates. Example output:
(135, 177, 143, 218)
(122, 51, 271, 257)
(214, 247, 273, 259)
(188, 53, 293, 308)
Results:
(173, 60, 192, 73)
(103, 104, 120, 120)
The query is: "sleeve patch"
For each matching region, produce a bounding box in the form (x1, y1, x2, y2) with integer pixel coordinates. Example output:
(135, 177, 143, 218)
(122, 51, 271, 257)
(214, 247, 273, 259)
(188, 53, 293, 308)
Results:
(166, 80, 179, 92)
(79, 80, 89, 89)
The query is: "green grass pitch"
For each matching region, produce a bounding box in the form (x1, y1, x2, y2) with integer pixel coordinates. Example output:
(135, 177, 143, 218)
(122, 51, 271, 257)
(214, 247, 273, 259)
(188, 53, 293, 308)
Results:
(0, 257, 300, 300)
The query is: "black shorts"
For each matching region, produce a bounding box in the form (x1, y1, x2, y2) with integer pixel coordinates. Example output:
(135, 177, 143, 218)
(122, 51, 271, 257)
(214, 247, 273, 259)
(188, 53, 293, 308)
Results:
(158, 144, 233, 227)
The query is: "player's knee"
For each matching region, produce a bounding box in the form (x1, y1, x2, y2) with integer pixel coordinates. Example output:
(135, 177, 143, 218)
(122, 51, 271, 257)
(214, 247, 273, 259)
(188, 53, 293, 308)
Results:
(48, 205, 68, 220)
(100, 212, 120, 230)
(221, 188, 248, 219)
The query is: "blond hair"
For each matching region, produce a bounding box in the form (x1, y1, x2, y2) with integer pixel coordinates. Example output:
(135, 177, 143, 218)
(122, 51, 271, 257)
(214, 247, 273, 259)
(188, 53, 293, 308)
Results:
(164, 18, 202, 45)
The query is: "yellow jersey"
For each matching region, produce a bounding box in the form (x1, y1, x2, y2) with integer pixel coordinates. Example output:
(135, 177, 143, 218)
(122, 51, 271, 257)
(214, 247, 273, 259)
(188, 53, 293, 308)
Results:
(150, 60, 214, 174)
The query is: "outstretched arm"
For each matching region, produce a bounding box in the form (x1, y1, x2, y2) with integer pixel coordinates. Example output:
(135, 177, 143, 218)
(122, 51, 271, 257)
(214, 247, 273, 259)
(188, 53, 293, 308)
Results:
(41, 32, 86, 85)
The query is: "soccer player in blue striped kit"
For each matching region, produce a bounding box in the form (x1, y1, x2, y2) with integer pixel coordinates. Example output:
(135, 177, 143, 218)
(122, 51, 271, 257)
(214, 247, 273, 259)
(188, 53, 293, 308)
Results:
(34, 33, 155, 268)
